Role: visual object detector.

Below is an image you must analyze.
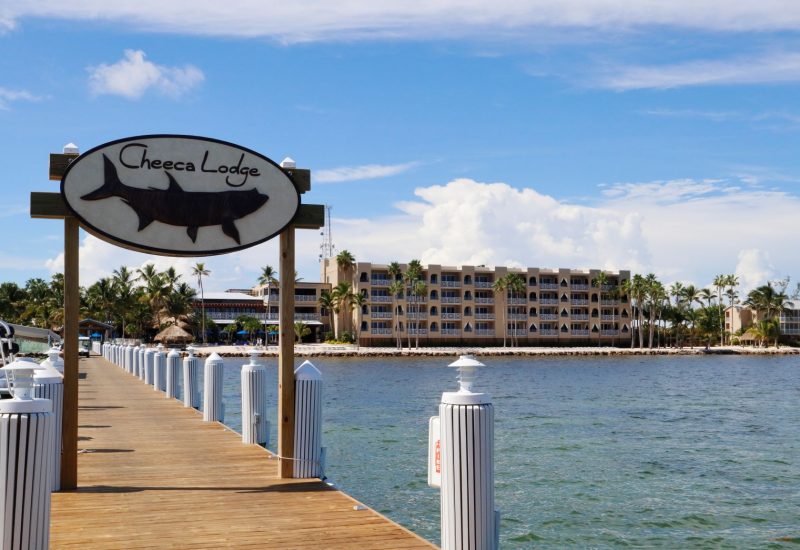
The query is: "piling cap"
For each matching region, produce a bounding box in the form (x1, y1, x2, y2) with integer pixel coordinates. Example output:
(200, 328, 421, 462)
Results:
(186, 346, 195, 358)
(442, 355, 491, 405)
(63, 143, 79, 154)
(280, 156, 296, 168)
(167, 349, 180, 357)
(206, 352, 223, 363)
(1, 360, 52, 412)
(295, 360, 322, 381)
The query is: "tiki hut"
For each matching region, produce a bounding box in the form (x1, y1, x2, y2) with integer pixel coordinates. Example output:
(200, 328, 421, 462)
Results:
(739, 329, 759, 346)
(153, 324, 193, 345)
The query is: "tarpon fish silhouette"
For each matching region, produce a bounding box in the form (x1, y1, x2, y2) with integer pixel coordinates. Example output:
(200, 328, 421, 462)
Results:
(81, 155, 269, 245)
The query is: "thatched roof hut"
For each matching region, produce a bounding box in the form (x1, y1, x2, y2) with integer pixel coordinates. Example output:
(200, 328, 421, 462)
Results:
(739, 329, 759, 344)
(153, 324, 193, 344)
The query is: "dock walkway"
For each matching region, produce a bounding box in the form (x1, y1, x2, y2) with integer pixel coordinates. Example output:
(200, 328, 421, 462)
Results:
(50, 356, 435, 549)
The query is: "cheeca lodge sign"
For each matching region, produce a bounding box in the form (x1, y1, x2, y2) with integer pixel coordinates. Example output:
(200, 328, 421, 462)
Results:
(60, 135, 300, 256)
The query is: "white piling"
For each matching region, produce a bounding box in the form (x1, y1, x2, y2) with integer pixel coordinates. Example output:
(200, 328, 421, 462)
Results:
(182, 347, 201, 409)
(35, 349, 64, 492)
(0, 361, 53, 550)
(203, 353, 225, 422)
(430, 355, 498, 550)
(124, 345, 133, 373)
(241, 350, 268, 445)
(137, 345, 146, 380)
(166, 349, 180, 399)
(153, 344, 166, 392)
(144, 348, 155, 385)
(293, 360, 323, 478)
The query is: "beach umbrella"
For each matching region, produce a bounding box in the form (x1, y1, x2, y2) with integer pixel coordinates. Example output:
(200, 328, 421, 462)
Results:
(236, 330, 249, 335)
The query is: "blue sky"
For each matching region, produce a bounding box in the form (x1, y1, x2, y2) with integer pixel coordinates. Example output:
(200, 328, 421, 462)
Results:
(2, 3, 800, 293)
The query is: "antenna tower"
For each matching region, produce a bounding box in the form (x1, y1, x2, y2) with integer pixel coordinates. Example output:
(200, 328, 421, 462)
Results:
(319, 205, 335, 261)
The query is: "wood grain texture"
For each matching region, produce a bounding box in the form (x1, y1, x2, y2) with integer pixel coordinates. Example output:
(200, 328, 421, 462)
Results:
(61, 217, 79, 490)
(278, 228, 297, 478)
(50, 357, 436, 549)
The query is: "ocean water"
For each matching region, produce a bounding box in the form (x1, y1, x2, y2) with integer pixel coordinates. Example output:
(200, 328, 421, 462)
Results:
(198, 355, 800, 548)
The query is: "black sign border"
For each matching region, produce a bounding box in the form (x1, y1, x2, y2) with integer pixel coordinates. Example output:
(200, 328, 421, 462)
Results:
(60, 134, 301, 257)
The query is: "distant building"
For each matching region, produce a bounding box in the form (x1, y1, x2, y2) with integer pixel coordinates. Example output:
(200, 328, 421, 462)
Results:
(725, 305, 800, 342)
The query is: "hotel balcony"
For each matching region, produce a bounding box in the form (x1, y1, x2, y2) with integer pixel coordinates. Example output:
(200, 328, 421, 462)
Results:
(601, 284, 618, 291)
(475, 329, 494, 336)
(441, 296, 462, 304)
(540, 298, 558, 305)
(508, 313, 528, 320)
(406, 312, 428, 320)
(601, 329, 619, 336)
(441, 313, 461, 320)
(600, 299, 618, 306)
(571, 314, 589, 321)
(539, 313, 558, 320)
(370, 278, 390, 287)
(572, 329, 589, 336)
(475, 297, 494, 304)
(474, 281, 493, 288)
(475, 313, 494, 320)
(370, 328, 392, 335)
(370, 312, 393, 319)
(781, 328, 800, 335)
(263, 313, 321, 322)
(571, 284, 589, 291)
(441, 329, 460, 335)
(600, 315, 615, 321)
(440, 280, 461, 288)
(294, 295, 318, 302)
(540, 283, 559, 290)
(540, 329, 559, 336)
(507, 298, 527, 305)
(407, 296, 427, 303)
(370, 295, 392, 303)
(572, 299, 589, 306)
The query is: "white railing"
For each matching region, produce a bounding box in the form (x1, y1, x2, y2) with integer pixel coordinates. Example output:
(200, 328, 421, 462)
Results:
(475, 297, 494, 304)
(406, 312, 428, 319)
(441, 313, 461, 320)
(370, 279, 390, 287)
(441, 329, 460, 335)
(475, 329, 494, 336)
(508, 314, 527, 320)
(507, 298, 526, 305)
(295, 295, 317, 302)
(474, 281, 493, 288)
(571, 314, 589, 321)
(539, 314, 558, 320)
(572, 299, 589, 306)
(370, 312, 393, 319)
(475, 313, 494, 320)
(407, 296, 427, 303)
(571, 284, 589, 290)
(371, 295, 392, 302)
(295, 313, 321, 321)
(540, 283, 558, 290)
(540, 299, 558, 305)
(572, 329, 589, 336)
(441, 297, 461, 304)
(601, 330, 619, 336)
(370, 328, 392, 335)
(441, 280, 461, 288)
(540, 329, 559, 336)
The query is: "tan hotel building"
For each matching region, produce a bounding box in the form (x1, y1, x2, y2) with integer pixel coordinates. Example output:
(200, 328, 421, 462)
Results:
(321, 260, 631, 346)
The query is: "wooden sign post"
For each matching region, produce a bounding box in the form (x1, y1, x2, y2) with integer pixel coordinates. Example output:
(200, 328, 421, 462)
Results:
(32, 138, 323, 489)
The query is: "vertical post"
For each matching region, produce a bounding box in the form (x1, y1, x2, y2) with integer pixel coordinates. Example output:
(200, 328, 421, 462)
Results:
(61, 216, 79, 490)
(278, 227, 296, 478)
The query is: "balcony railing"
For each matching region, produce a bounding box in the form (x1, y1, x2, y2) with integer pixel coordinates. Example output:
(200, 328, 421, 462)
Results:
(571, 284, 589, 290)
(441, 329, 460, 335)
(540, 329, 559, 336)
(441, 296, 461, 304)
(507, 298, 527, 305)
(294, 295, 317, 302)
(540, 298, 558, 305)
(370, 278, 390, 287)
(475, 329, 494, 336)
(540, 283, 559, 290)
(601, 330, 619, 336)
(475, 313, 494, 320)
(475, 297, 494, 304)
(370, 312, 393, 319)
(508, 314, 527, 320)
(406, 312, 428, 319)
(571, 314, 589, 321)
(406, 296, 427, 303)
(539, 314, 558, 320)
(572, 329, 589, 336)
(474, 281, 493, 288)
(370, 328, 392, 335)
(441, 313, 461, 320)
(370, 295, 392, 303)
(440, 280, 461, 288)
(602, 284, 618, 291)
(601, 300, 618, 306)
(572, 299, 589, 306)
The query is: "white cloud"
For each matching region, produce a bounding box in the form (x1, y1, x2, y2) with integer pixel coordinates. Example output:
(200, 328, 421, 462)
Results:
(7, 1, 800, 42)
(598, 51, 800, 91)
(46, 176, 800, 293)
(88, 49, 204, 99)
(315, 162, 419, 183)
(0, 86, 44, 110)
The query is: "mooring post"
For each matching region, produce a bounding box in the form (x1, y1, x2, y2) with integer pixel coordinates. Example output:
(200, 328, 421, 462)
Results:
(182, 346, 201, 409)
(293, 360, 323, 478)
(203, 353, 224, 422)
(278, 225, 296, 478)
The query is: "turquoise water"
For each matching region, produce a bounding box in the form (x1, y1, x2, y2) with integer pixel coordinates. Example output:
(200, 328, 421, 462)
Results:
(206, 355, 800, 548)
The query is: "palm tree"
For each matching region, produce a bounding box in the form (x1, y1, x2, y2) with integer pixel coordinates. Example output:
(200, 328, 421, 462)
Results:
(350, 292, 367, 348)
(412, 279, 428, 348)
(388, 280, 404, 349)
(712, 274, 727, 346)
(723, 274, 739, 345)
(621, 278, 635, 348)
(258, 265, 279, 326)
(404, 260, 423, 349)
(294, 321, 311, 343)
(745, 283, 793, 345)
(331, 282, 354, 340)
(592, 272, 609, 346)
(698, 287, 716, 309)
(112, 266, 136, 337)
(492, 275, 508, 347)
(335, 251, 356, 335)
(505, 273, 526, 347)
(318, 290, 336, 341)
(191, 262, 210, 344)
(680, 284, 701, 346)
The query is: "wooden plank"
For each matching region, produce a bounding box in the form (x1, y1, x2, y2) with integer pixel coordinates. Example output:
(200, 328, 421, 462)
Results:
(49, 358, 435, 548)
(292, 203, 325, 229)
(61, 217, 79, 489)
(284, 168, 311, 194)
(278, 228, 296, 478)
(30, 192, 69, 219)
(49, 153, 79, 181)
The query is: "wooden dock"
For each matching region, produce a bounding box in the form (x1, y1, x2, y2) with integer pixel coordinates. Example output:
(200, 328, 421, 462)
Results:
(50, 356, 436, 549)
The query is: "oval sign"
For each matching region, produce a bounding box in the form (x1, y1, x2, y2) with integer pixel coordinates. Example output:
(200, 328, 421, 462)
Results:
(60, 135, 300, 256)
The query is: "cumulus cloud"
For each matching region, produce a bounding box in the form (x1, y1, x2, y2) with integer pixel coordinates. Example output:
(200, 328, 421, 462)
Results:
(7, 1, 800, 42)
(88, 49, 204, 99)
(0, 86, 44, 110)
(315, 162, 419, 183)
(598, 51, 800, 91)
(734, 249, 776, 293)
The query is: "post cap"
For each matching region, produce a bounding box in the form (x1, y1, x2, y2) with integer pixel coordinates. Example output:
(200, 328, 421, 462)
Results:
(63, 143, 79, 155)
(295, 360, 322, 381)
(280, 157, 296, 169)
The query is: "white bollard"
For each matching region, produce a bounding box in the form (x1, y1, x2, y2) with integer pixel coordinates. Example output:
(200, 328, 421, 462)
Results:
(153, 344, 166, 392)
(144, 348, 155, 385)
(182, 347, 201, 409)
(137, 345, 146, 380)
(203, 353, 225, 422)
(124, 345, 133, 374)
(166, 349, 181, 399)
(293, 360, 323, 478)
(35, 349, 64, 492)
(430, 355, 498, 550)
(0, 361, 53, 550)
(241, 350, 268, 445)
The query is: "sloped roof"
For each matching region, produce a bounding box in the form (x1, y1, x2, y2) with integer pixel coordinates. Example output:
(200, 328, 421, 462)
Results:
(153, 324, 193, 343)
